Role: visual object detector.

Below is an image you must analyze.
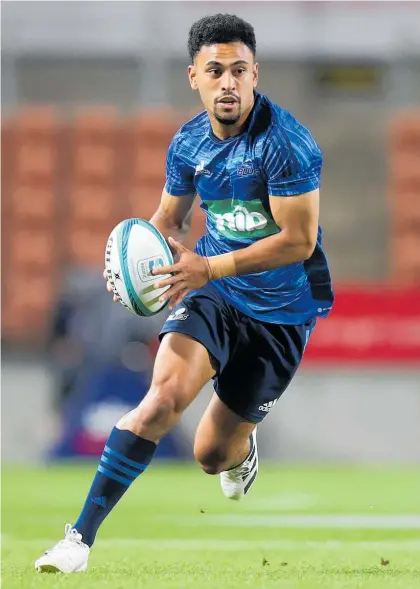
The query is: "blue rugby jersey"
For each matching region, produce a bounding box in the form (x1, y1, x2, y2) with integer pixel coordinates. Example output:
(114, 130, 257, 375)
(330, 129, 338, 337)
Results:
(164, 91, 334, 324)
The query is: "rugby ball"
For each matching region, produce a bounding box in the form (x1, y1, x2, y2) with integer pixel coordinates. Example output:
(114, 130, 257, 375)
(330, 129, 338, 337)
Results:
(105, 218, 173, 316)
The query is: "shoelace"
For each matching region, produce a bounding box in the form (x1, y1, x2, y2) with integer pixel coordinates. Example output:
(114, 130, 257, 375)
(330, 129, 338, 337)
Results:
(44, 524, 83, 555)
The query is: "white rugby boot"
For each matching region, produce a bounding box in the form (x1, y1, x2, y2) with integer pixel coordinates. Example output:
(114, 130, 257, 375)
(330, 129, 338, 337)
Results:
(220, 428, 258, 501)
(35, 524, 90, 573)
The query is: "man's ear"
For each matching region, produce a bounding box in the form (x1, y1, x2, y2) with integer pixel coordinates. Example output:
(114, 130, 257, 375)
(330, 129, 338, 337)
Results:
(253, 62, 259, 88)
(188, 65, 199, 90)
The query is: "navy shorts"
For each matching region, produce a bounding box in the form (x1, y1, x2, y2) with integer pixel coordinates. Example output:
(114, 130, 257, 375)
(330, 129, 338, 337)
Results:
(159, 283, 316, 423)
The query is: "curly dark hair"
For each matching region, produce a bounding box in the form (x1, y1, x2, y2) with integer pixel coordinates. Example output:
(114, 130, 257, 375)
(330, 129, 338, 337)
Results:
(188, 14, 256, 63)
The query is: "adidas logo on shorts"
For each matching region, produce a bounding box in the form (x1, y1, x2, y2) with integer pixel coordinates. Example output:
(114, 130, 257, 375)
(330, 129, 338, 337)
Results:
(258, 399, 278, 413)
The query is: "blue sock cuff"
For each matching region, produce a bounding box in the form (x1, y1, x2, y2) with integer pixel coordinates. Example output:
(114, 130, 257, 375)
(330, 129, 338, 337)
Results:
(107, 427, 157, 466)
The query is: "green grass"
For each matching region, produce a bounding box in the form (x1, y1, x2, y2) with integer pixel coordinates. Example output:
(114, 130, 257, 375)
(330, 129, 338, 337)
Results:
(2, 464, 420, 588)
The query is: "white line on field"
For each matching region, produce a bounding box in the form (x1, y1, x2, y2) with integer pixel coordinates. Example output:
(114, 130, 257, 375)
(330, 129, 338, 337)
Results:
(173, 514, 420, 529)
(3, 538, 420, 551)
(246, 493, 317, 511)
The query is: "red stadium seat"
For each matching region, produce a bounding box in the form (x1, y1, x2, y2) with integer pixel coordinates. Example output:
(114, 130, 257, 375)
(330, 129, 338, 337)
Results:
(14, 106, 59, 137)
(129, 109, 180, 146)
(1, 121, 16, 203)
(389, 153, 420, 184)
(73, 107, 120, 140)
(10, 229, 55, 270)
(68, 185, 118, 224)
(15, 143, 56, 181)
(2, 272, 55, 341)
(390, 233, 420, 283)
(132, 146, 167, 183)
(73, 144, 117, 183)
(67, 227, 110, 268)
(127, 182, 164, 220)
(10, 185, 55, 223)
(389, 112, 420, 153)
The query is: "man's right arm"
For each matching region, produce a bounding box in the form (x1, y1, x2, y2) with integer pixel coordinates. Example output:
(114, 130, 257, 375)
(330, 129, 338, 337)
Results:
(105, 132, 196, 297)
(149, 189, 196, 244)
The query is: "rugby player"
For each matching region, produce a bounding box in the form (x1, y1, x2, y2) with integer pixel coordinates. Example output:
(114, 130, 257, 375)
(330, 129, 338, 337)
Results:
(35, 13, 333, 573)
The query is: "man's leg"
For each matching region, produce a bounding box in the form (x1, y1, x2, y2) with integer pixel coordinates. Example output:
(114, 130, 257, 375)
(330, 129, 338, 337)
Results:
(35, 332, 215, 573)
(193, 317, 317, 501)
(194, 392, 255, 475)
(194, 393, 258, 500)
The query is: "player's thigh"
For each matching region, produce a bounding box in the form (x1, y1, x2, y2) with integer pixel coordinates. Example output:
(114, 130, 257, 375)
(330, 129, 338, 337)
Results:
(152, 283, 234, 414)
(194, 392, 255, 463)
(213, 317, 316, 423)
(145, 331, 216, 414)
(118, 332, 215, 440)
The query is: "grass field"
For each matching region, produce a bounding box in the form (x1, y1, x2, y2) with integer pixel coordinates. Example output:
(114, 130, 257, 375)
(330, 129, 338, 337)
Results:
(2, 464, 420, 588)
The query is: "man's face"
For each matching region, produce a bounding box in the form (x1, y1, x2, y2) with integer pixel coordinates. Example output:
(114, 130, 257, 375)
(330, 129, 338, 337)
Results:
(188, 42, 258, 127)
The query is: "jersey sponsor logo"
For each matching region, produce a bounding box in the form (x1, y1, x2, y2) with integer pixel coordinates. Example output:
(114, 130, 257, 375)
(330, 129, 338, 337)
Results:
(215, 205, 268, 233)
(195, 160, 211, 176)
(258, 399, 278, 413)
(206, 198, 279, 239)
(167, 307, 189, 321)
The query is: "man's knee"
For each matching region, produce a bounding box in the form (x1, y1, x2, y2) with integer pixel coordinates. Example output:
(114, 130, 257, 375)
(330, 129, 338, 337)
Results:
(142, 376, 187, 418)
(194, 442, 229, 475)
(129, 375, 193, 437)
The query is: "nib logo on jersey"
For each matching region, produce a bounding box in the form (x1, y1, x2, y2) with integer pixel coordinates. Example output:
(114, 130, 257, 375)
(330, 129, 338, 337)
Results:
(215, 205, 267, 233)
(207, 198, 279, 239)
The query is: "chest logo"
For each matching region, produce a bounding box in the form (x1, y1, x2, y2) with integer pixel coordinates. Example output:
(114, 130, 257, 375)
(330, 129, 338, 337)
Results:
(215, 205, 268, 233)
(237, 161, 260, 177)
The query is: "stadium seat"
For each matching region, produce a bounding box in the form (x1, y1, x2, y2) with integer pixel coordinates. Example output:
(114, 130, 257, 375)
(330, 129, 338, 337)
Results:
(390, 233, 420, 284)
(389, 153, 420, 183)
(72, 107, 120, 140)
(2, 272, 55, 342)
(68, 185, 117, 224)
(67, 227, 111, 268)
(388, 111, 420, 284)
(15, 143, 56, 181)
(10, 229, 55, 270)
(389, 189, 420, 233)
(1, 121, 15, 201)
(131, 145, 167, 184)
(14, 105, 59, 137)
(129, 109, 180, 146)
(389, 112, 420, 153)
(127, 182, 163, 219)
(73, 144, 117, 184)
(10, 185, 55, 223)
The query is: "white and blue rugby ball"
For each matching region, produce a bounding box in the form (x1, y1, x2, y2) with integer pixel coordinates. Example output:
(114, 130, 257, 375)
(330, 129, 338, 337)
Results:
(105, 218, 174, 316)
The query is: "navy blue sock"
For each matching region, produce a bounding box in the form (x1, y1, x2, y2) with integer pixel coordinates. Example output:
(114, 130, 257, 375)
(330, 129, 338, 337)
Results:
(74, 427, 156, 547)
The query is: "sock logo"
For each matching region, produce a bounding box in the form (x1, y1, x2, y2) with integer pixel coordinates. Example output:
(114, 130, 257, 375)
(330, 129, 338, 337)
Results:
(91, 495, 107, 508)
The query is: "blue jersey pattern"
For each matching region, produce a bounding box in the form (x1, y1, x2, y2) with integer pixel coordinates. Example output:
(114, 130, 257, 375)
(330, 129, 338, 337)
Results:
(164, 92, 334, 324)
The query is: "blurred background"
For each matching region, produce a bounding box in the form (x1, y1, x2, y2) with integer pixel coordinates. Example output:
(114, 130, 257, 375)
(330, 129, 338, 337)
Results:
(2, 1, 420, 466)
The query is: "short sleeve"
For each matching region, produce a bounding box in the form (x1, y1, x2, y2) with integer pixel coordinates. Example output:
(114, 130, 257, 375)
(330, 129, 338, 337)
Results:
(164, 136, 196, 197)
(264, 124, 323, 197)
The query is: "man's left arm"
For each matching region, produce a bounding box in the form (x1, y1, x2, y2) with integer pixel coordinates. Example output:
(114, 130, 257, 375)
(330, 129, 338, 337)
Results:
(206, 189, 319, 279)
